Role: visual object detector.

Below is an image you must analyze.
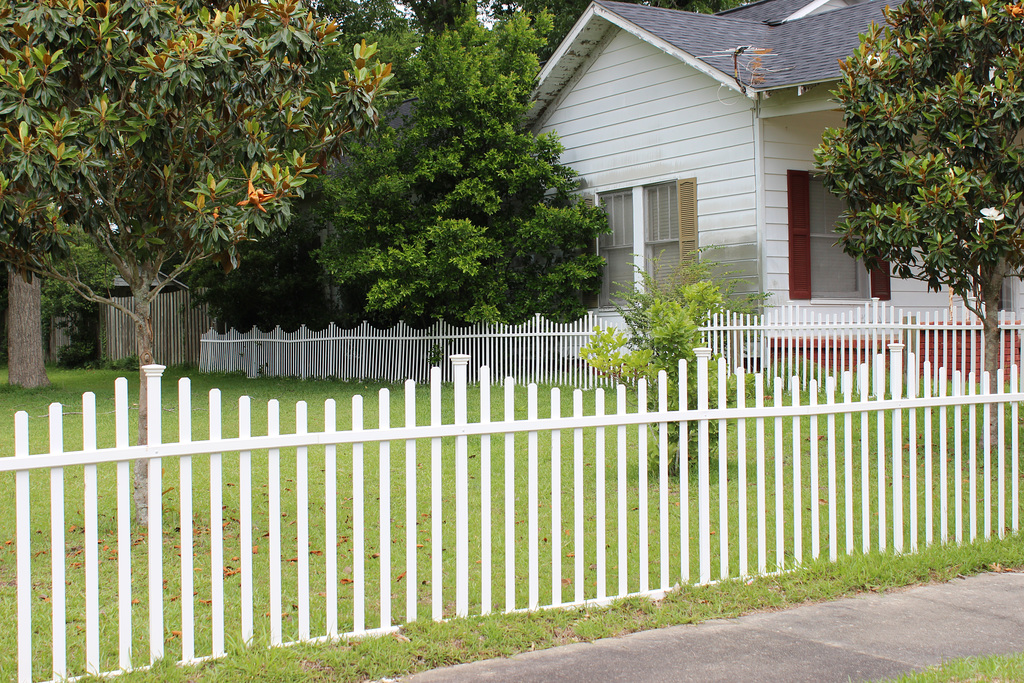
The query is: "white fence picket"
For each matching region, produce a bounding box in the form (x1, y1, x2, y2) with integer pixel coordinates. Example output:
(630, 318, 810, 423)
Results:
(297, 401, 310, 640)
(209, 388, 224, 657)
(550, 388, 561, 606)
(82, 392, 99, 676)
(480, 368, 492, 616)
(594, 388, 607, 598)
(326, 398, 339, 637)
(15, 411, 31, 683)
(268, 400, 283, 646)
(239, 395, 254, 645)
(179, 379, 195, 662)
(49, 403, 66, 681)
(404, 382, 417, 624)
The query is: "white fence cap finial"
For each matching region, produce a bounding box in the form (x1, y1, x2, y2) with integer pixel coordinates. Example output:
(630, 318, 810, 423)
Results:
(141, 364, 166, 378)
(450, 354, 471, 366)
(694, 348, 713, 359)
(887, 342, 906, 351)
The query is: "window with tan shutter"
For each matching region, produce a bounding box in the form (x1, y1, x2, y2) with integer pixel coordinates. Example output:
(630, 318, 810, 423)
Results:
(645, 179, 697, 291)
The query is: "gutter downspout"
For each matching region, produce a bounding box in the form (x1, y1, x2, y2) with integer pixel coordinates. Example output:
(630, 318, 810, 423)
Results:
(753, 92, 768, 309)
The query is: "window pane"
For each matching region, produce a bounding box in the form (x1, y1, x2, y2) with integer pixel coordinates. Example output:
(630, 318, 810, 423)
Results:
(644, 183, 678, 290)
(808, 177, 866, 298)
(599, 190, 634, 306)
(645, 184, 676, 243)
(600, 191, 633, 248)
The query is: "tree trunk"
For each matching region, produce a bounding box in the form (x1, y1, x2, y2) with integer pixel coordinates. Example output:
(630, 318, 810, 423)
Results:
(8, 271, 50, 388)
(980, 263, 1005, 394)
(132, 296, 155, 527)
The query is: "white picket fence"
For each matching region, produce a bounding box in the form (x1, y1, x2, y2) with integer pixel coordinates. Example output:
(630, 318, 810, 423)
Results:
(198, 302, 1024, 389)
(705, 301, 1024, 390)
(198, 312, 602, 385)
(4, 347, 1023, 682)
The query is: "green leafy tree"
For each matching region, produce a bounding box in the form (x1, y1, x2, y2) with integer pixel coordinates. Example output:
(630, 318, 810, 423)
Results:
(314, 0, 410, 36)
(316, 13, 606, 327)
(407, 0, 475, 34)
(0, 0, 393, 523)
(314, 0, 420, 97)
(816, 0, 1024, 387)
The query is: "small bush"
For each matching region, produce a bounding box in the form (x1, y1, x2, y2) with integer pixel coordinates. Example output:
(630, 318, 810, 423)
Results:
(580, 249, 769, 475)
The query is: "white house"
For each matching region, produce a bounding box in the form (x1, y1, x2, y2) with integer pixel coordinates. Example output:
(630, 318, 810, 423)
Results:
(529, 0, 1019, 318)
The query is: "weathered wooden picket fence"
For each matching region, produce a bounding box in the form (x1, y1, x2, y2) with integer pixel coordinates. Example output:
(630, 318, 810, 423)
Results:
(3, 348, 1022, 682)
(49, 288, 216, 366)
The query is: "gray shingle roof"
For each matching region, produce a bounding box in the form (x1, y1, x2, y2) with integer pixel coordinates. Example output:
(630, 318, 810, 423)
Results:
(717, 0, 820, 24)
(593, 0, 891, 90)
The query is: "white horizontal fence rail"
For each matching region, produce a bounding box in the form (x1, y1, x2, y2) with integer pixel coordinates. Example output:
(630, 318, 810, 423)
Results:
(4, 349, 1023, 682)
(199, 313, 608, 387)
(702, 300, 1024, 392)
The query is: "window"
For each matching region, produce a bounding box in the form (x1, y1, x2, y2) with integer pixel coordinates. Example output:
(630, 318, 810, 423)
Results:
(592, 179, 698, 308)
(598, 190, 634, 307)
(808, 176, 867, 298)
(788, 169, 888, 300)
(646, 179, 698, 290)
(644, 183, 680, 290)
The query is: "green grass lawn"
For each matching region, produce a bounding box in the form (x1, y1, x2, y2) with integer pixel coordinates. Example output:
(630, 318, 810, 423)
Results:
(886, 650, 1024, 682)
(0, 365, 1021, 681)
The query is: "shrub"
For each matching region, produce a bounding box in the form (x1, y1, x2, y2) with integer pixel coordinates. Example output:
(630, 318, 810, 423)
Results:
(580, 249, 768, 474)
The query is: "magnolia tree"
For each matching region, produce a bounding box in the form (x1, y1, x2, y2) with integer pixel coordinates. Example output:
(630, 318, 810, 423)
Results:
(0, 0, 393, 523)
(816, 0, 1024, 387)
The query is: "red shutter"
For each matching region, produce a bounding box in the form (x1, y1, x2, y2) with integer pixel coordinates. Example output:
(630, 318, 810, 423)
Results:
(787, 170, 812, 299)
(870, 261, 891, 300)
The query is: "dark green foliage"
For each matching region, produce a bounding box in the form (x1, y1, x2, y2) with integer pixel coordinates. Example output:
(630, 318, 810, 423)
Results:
(188, 196, 346, 332)
(314, 0, 410, 36)
(407, 0, 476, 34)
(316, 13, 607, 327)
(313, 0, 420, 99)
(815, 0, 1024, 380)
(40, 241, 115, 367)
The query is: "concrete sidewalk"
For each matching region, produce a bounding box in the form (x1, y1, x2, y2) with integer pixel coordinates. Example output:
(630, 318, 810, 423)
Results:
(403, 572, 1024, 683)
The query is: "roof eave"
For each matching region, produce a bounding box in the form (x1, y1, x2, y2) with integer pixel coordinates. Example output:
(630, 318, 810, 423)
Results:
(746, 74, 840, 95)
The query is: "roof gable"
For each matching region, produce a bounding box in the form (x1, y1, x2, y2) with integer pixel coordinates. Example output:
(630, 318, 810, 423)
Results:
(530, 0, 892, 124)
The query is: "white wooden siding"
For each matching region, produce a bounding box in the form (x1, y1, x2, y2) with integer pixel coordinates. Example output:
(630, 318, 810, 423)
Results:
(760, 109, 952, 313)
(537, 29, 759, 294)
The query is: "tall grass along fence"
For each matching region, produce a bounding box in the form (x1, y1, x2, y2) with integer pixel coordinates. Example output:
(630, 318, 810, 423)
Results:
(5, 347, 1023, 682)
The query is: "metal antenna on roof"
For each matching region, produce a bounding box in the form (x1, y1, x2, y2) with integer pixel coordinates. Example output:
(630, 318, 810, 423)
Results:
(698, 45, 777, 92)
